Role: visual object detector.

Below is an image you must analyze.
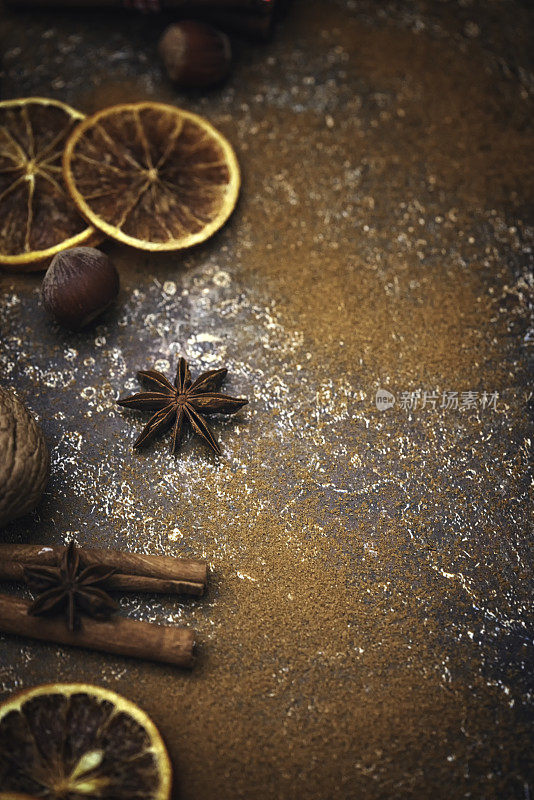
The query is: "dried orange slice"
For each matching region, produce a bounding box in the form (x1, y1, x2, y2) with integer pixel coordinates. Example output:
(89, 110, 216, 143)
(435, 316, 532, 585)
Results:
(0, 98, 95, 271)
(0, 682, 172, 799)
(63, 102, 240, 251)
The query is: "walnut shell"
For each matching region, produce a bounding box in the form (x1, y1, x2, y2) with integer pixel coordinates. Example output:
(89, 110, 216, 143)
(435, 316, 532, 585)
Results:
(0, 387, 49, 528)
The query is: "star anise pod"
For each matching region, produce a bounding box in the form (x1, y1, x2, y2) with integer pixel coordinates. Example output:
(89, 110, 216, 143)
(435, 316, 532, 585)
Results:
(117, 356, 248, 456)
(24, 541, 117, 632)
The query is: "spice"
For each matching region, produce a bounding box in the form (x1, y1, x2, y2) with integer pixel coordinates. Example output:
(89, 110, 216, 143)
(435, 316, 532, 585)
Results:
(42, 247, 119, 330)
(118, 356, 248, 455)
(0, 543, 207, 596)
(4, 1, 277, 40)
(0, 594, 195, 667)
(8, 543, 201, 665)
(2, 5, 532, 797)
(24, 541, 117, 631)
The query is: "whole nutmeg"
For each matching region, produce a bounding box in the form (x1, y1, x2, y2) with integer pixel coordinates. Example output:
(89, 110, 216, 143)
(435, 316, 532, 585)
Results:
(0, 386, 49, 528)
(42, 247, 119, 330)
(158, 21, 232, 88)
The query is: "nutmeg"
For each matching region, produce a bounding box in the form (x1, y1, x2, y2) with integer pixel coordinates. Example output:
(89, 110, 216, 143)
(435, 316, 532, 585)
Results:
(158, 21, 232, 89)
(42, 247, 119, 330)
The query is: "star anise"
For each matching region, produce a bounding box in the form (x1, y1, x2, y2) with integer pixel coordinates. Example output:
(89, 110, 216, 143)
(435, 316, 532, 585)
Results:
(24, 541, 117, 632)
(117, 356, 248, 455)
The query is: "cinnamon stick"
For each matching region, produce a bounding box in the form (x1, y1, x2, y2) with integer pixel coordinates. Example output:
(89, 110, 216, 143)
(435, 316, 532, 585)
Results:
(0, 544, 207, 595)
(0, 594, 195, 667)
(0, 562, 204, 597)
(4, 0, 278, 37)
(203, 8, 274, 38)
(5, 0, 274, 10)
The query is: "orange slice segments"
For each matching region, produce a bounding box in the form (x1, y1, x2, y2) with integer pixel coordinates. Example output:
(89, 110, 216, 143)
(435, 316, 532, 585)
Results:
(0, 98, 95, 271)
(63, 102, 240, 252)
(0, 682, 172, 799)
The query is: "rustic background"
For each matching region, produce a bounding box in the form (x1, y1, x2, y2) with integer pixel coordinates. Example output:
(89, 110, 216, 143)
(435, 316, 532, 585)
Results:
(1, 1, 533, 798)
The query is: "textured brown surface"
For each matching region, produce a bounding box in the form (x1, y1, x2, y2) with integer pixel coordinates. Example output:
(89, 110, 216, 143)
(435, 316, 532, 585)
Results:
(0, 1, 533, 799)
(0, 387, 49, 527)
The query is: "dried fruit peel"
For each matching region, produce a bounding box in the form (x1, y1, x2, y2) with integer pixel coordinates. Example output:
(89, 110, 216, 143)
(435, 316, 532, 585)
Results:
(63, 102, 240, 251)
(0, 683, 172, 799)
(0, 98, 95, 271)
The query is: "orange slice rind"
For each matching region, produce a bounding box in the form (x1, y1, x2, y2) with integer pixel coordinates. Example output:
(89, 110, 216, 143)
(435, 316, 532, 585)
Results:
(63, 101, 240, 252)
(0, 682, 172, 799)
(0, 98, 95, 271)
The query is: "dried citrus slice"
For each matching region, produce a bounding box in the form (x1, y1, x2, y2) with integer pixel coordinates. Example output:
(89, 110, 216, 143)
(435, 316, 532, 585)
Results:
(0, 683, 172, 799)
(0, 98, 95, 271)
(63, 102, 240, 251)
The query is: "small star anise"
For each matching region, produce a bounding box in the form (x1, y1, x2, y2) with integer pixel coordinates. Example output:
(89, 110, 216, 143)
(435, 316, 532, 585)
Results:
(24, 541, 117, 632)
(117, 356, 248, 456)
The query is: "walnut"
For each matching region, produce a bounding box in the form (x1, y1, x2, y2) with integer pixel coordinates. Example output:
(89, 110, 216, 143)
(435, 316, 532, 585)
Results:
(0, 387, 49, 528)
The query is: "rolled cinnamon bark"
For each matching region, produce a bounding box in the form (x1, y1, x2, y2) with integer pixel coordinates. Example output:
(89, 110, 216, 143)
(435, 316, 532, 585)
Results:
(203, 8, 274, 38)
(0, 594, 195, 667)
(4, 0, 274, 12)
(4, 0, 277, 37)
(5, 0, 273, 8)
(0, 562, 205, 596)
(96, 574, 205, 595)
(0, 543, 207, 594)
